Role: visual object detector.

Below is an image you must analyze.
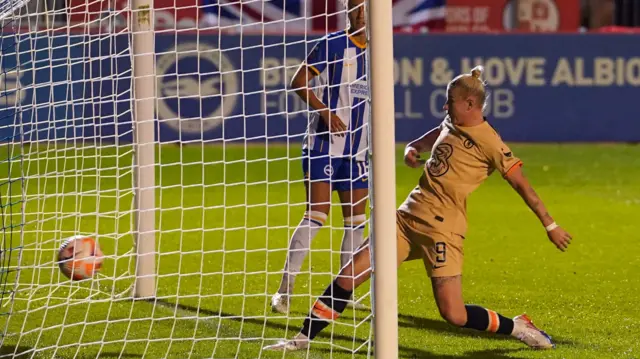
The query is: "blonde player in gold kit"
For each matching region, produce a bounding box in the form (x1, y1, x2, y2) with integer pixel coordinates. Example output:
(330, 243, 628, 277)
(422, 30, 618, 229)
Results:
(264, 66, 573, 351)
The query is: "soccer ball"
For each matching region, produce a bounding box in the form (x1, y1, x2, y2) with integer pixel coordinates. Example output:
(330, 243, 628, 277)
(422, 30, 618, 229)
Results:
(58, 235, 104, 280)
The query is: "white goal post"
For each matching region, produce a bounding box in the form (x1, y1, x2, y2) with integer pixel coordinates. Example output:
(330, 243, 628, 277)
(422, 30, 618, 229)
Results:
(0, 0, 398, 357)
(368, 0, 398, 357)
(131, 0, 157, 300)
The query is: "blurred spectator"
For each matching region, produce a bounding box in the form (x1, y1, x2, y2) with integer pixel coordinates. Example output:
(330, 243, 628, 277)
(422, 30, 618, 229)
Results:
(582, 0, 640, 30)
(582, 0, 615, 29)
(614, 0, 640, 26)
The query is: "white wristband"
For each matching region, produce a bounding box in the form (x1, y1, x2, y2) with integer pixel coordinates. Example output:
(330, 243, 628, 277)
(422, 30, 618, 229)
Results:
(545, 222, 559, 232)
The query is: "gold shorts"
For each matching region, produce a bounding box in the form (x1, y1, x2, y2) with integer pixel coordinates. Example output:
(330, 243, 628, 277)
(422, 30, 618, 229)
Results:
(396, 211, 464, 278)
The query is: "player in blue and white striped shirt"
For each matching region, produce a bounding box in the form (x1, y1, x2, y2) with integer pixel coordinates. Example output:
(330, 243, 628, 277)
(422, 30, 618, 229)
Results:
(271, 0, 369, 313)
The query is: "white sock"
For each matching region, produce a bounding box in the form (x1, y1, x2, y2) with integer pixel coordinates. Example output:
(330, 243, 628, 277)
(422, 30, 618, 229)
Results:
(511, 320, 525, 337)
(340, 214, 366, 272)
(278, 211, 327, 294)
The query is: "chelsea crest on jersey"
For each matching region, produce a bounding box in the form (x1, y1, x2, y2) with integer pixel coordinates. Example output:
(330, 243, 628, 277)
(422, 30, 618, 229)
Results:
(302, 30, 369, 162)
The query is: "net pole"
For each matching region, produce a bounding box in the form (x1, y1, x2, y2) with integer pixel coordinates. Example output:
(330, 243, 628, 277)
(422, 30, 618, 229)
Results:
(368, 0, 398, 357)
(131, 0, 156, 298)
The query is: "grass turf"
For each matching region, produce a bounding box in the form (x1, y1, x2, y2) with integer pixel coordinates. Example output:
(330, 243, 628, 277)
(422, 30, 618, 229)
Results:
(0, 143, 638, 359)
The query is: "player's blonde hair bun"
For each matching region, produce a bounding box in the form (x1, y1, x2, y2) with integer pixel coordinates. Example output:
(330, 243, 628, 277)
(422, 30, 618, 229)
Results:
(470, 65, 484, 79)
(447, 66, 489, 112)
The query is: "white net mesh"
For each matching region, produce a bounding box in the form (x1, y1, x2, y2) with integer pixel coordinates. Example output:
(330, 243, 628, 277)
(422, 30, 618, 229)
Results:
(0, 0, 373, 357)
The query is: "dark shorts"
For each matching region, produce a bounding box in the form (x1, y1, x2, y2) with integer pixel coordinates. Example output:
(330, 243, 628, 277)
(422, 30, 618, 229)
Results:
(302, 150, 369, 192)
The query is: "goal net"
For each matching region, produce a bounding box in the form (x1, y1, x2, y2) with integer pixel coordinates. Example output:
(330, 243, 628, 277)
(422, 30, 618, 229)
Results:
(0, 0, 393, 357)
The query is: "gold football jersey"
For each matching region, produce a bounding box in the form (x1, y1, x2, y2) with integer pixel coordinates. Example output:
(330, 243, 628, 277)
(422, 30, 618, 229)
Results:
(398, 116, 522, 236)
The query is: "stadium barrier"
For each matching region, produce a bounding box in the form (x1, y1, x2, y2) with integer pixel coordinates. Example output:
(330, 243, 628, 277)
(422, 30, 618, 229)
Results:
(1, 33, 639, 143)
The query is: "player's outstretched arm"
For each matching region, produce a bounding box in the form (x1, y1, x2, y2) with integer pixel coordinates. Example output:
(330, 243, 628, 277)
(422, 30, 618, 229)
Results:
(505, 166, 572, 251)
(404, 126, 441, 168)
(290, 65, 346, 135)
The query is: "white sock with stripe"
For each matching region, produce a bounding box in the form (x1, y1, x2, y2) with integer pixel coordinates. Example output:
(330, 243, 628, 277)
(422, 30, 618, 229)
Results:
(278, 211, 327, 294)
(340, 214, 366, 271)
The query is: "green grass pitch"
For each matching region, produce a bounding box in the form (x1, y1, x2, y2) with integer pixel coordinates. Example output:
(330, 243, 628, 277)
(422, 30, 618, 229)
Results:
(0, 143, 638, 359)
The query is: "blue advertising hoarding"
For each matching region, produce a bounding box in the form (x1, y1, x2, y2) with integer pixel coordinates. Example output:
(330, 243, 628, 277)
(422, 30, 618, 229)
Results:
(1, 33, 639, 144)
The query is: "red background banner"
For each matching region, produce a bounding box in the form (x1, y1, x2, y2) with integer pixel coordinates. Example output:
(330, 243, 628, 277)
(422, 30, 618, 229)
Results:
(446, 0, 580, 32)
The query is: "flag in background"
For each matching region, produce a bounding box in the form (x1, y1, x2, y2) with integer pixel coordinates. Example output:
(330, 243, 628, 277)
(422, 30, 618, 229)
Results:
(202, 0, 312, 29)
(393, 0, 447, 32)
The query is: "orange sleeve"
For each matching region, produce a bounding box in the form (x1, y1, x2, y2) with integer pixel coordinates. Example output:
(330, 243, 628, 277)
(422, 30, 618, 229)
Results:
(483, 136, 522, 177)
(503, 160, 523, 178)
